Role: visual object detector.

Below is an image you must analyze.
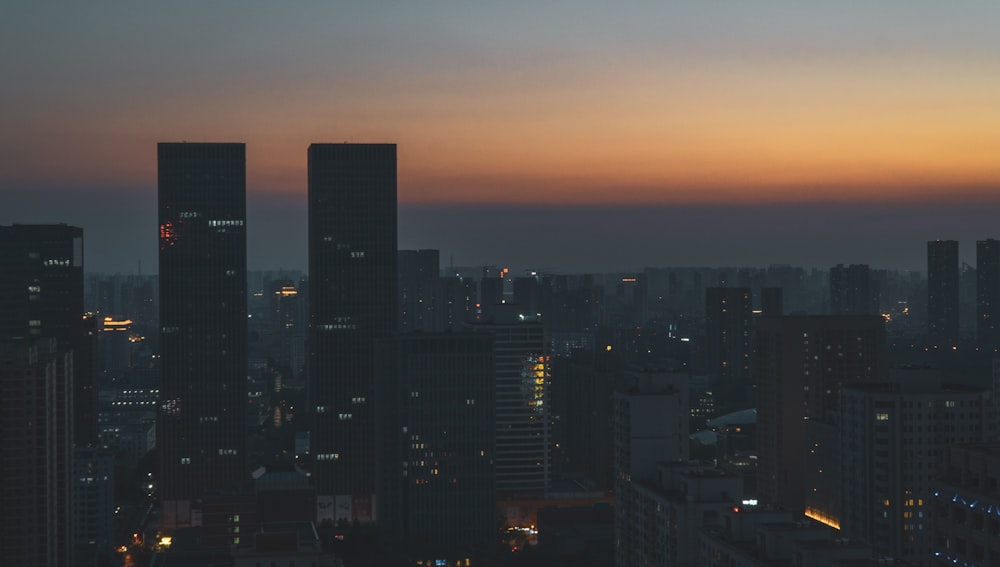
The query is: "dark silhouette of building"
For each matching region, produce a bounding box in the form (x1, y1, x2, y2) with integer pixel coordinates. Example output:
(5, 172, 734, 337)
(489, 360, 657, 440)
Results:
(376, 333, 497, 562)
(759, 287, 783, 316)
(829, 263, 879, 315)
(0, 224, 94, 446)
(479, 276, 504, 321)
(157, 142, 249, 529)
(398, 249, 440, 332)
(307, 143, 397, 519)
(1, 339, 74, 566)
(705, 287, 752, 409)
(470, 307, 550, 495)
(930, 443, 1000, 566)
(977, 239, 1000, 346)
(928, 240, 960, 344)
(754, 315, 885, 512)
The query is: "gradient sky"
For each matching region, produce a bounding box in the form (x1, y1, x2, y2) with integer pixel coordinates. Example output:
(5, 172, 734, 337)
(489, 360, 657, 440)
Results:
(2, 2, 999, 273)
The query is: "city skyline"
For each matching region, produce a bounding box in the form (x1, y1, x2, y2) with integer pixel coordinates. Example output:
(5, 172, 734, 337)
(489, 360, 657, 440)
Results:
(3, 3, 1000, 273)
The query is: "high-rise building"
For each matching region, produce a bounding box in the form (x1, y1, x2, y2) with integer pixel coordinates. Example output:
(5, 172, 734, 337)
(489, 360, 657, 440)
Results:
(398, 249, 440, 333)
(930, 443, 1000, 566)
(928, 240, 960, 344)
(375, 333, 497, 561)
(977, 239, 1000, 346)
(0, 339, 74, 566)
(470, 307, 550, 495)
(754, 315, 885, 512)
(613, 371, 692, 567)
(157, 142, 249, 529)
(829, 263, 880, 315)
(0, 224, 94, 446)
(839, 370, 992, 562)
(705, 287, 752, 409)
(308, 143, 397, 519)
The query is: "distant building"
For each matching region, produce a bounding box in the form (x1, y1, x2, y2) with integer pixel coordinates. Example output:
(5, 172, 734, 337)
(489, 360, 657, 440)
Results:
(930, 443, 1000, 566)
(759, 287, 784, 317)
(376, 333, 497, 561)
(928, 240, 960, 344)
(977, 239, 1000, 346)
(157, 142, 249, 529)
(73, 446, 115, 564)
(705, 287, 752, 409)
(755, 315, 885, 512)
(0, 339, 74, 566)
(308, 143, 397, 520)
(830, 263, 879, 315)
(839, 370, 993, 563)
(398, 249, 440, 332)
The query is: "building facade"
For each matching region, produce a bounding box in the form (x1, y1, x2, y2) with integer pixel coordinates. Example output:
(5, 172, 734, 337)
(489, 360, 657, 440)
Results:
(977, 239, 1000, 346)
(755, 315, 885, 512)
(930, 443, 1000, 566)
(705, 287, 753, 410)
(470, 308, 550, 496)
(376, 333, 497, 562)
(928, 240, 960, 344)
(613, 371, 690, 567)
(308, 143, 397, 518)
(830, 263, 880, 316)
(0, 340, 74, 566)
(157, 142, 249, 528)
(840, 372, 992, 563)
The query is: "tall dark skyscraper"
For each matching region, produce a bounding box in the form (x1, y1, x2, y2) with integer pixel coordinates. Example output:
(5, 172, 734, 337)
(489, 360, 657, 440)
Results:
(157, 143, 248, 529)
(308, 143, 397, 519)
(705, 287, 752, 409)
(398, 249, 440, 332)
(927, 239, 960, 344)
(375, 333, 497, 561)
(977, 239, 1000, 346)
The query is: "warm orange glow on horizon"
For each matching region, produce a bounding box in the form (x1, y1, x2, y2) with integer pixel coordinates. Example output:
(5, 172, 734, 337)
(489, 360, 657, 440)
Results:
(5, 51, 1000, 206)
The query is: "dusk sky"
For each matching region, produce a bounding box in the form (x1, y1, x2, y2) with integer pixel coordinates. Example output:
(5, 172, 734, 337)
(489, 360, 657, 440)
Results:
(2, 2, 999, 274)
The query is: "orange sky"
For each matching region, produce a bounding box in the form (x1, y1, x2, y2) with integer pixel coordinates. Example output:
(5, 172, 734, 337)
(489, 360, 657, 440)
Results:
(2, 3, 1000, 206)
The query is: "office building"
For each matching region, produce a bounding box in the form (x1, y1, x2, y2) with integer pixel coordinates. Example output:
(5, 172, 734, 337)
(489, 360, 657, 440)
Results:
(308, 143, 397, 518)
(977, 239, 1000, 346)
(470, 307, 550, 495)
(839, 371, 992, 563)
(755, 315, 885, 512)
(398, 249, 440, 333)
(376, 333, 497, 561)
(157, 142, 249, 528)
(0, 339, 73, 566)
(0, 223, 94, 446)
(705, 287, 752, 409)
(830, 263, 879, 315)
(928, 240, 960, 344)
(613, 371, 690, 567)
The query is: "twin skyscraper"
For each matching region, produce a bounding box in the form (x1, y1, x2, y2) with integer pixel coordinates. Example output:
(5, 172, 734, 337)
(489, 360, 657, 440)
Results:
(157, 142, 397, 528)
